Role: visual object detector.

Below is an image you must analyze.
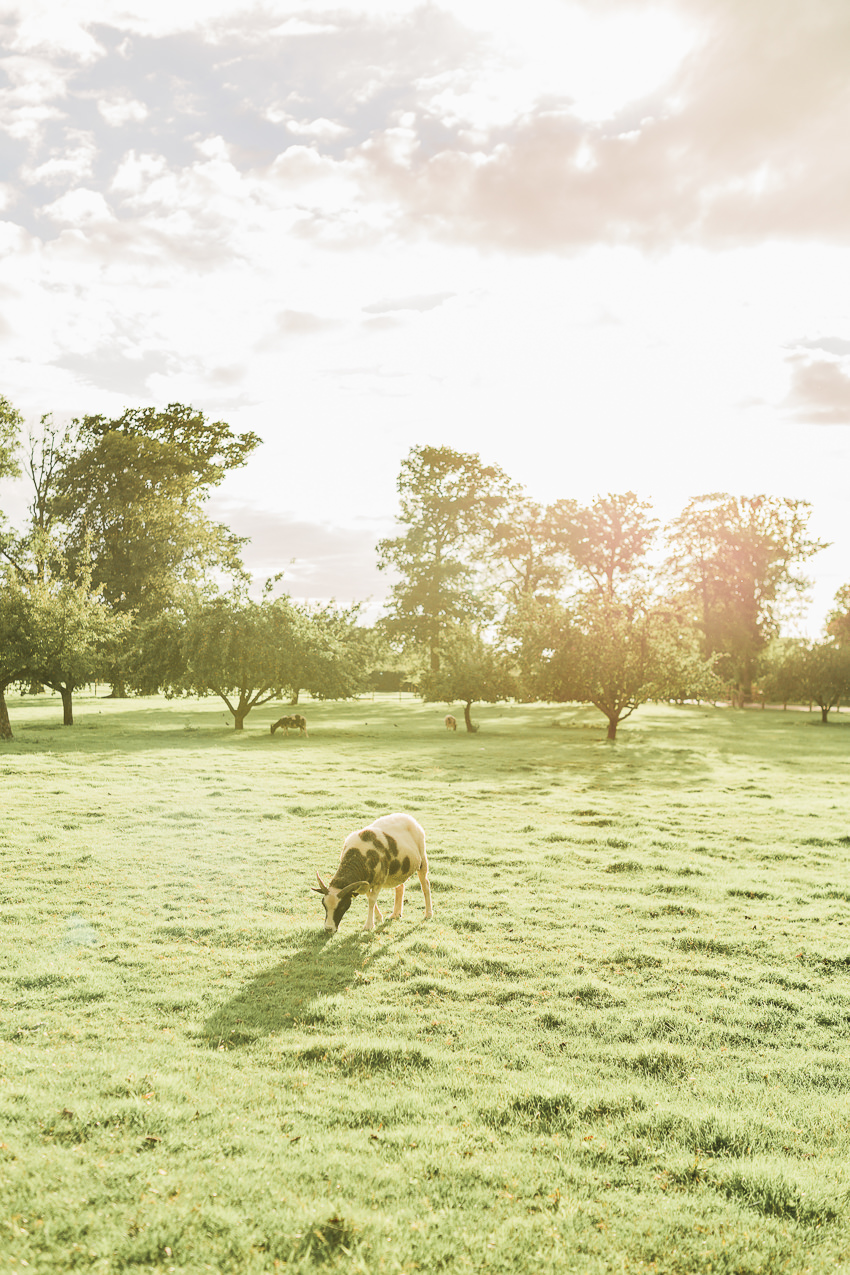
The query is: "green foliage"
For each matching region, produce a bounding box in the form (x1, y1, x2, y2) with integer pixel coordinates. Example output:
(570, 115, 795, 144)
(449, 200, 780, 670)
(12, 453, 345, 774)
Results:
(23, 568, 132, 725)
(378, 445, 515, 671)
(48, 403, 259, 619)
(0, 393, 22, 483)
(1, 697, 849, 1274)
(150, 589, 366, 728)
(419, 630, 516, 731)
(552, 490, 659, 597)
(665, 494, 827, 700)
(538, 593, 720, 738)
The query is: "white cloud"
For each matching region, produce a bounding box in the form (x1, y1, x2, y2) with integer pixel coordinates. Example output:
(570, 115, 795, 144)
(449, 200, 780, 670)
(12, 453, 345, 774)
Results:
(97, 96, 149, 126)
(41, 187, 114, 224)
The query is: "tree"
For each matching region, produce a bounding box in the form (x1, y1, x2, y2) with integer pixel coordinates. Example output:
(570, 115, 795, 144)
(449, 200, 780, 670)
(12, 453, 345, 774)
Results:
(665, 494, 826, 704)
(796, 642, 850, 722)
(0, 569, 30, 739)
(25, 568, 131, 725)
(159, 588, 364, 730)
(489, 496, 574, 607)
(757, 638, 807, 709)
(537, 593, 718, 740)
(46, 404, 260, 692)
(378, 446, 515, 672)
(553, 491, 658, 599)
(419, 630, 516, 732)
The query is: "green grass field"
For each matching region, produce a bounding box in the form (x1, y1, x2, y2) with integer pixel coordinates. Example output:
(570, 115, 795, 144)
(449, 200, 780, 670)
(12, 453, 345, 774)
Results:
(1, 693, 849, 1274)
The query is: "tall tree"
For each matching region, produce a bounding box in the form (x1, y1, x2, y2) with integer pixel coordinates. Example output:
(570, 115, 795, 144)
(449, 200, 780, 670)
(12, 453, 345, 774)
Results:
(552, 491, 659, 599)
(378, 445, 514, 673)
(50, 403, 259, 621)
(665, 494, 826, 704)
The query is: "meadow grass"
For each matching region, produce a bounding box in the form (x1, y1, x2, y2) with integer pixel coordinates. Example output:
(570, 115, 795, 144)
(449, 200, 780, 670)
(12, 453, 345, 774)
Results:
(1, 692, 849, 1274)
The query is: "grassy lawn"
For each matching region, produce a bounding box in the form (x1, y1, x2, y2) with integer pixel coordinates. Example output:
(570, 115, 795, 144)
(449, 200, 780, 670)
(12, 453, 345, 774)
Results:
(1, 693, 849, 1273)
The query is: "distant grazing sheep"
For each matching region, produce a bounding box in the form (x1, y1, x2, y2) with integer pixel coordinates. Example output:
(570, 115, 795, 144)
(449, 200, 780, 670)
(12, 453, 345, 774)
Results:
(271, 714, 308, 737)
(444, 714, 457, 731)
(312, 812, 434, 933)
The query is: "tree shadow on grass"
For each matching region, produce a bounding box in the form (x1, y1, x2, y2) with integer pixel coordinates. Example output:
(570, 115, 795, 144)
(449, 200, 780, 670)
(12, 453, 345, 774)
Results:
(200, 926, 395, 1049)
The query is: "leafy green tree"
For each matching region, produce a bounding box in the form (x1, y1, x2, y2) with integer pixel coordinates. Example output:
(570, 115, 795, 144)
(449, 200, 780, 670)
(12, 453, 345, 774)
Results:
(0, 569, 30, 739)
(665, 494, 826, 704)
(47, 405, 259, 673)
(41, 403, 260, 696)
(537, 593, 718, 740)
(419, 630, 516, 732)
(25, 568, 131, 725)
(378, 445, 515, 673)
(757, 638, 807, 709)
(158, 588, 364, 730)
(797, 642, 850, 722)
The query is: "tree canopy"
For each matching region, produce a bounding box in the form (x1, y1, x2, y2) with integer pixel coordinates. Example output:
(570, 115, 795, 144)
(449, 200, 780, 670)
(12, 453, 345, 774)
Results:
(665, 494, 826, 703)
(378, 445, 515, 672)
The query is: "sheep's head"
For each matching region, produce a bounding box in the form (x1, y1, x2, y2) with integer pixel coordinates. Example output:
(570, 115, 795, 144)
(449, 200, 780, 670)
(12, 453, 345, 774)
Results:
(311, 873, 368, 932)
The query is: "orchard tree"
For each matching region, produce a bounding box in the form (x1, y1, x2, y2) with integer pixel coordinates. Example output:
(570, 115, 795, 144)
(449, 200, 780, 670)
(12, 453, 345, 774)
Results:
(796, 642, 850, 722)
(0, 569, 30, 739)
(538, 593, 718, 740)
(758, 638, 807, 709)
(378, 445, 515, 672)
(164, 588, 364, 730)
(25, 569, 131, 725)
(665, 494, 826, 704)
(419, 630, 516, 733)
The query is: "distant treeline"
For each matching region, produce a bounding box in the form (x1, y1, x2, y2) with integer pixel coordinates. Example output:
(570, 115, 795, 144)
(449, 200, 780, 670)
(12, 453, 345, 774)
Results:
(2, 403, 849, 739)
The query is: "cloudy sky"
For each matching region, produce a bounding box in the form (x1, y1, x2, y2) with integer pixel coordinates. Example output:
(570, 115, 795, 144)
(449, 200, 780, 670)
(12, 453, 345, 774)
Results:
(1, 0, 848, 629)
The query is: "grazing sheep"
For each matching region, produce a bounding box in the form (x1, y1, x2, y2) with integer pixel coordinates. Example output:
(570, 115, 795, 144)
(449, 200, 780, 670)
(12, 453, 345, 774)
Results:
(312, 812, 434, 933)
(271, 714, 308, 737)
(444, 714, 457, 731)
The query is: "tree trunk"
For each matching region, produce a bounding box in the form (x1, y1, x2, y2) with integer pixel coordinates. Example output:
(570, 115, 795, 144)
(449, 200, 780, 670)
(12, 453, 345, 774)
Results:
(0, 686, 12, 740)
(60, 686, 74, 726)
(107, 677, 128, 699)
(606, 715, 618, 740)
(463, 700, 478, 733)
(289, 688, 300, 705)
(821, 706, 830, 723)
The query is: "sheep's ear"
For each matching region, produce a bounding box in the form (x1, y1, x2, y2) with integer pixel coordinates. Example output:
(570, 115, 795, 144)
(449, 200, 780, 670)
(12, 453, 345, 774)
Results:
(312, 873, 330, 895)
(337, 880, 368, 899)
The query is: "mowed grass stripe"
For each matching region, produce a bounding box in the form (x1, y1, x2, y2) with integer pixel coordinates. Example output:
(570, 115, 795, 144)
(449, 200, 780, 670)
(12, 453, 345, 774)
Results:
(1, 693, 848, 1273)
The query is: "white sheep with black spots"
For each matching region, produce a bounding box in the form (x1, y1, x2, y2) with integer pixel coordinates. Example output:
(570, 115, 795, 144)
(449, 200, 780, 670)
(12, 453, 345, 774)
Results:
(312, 813, 434, 933)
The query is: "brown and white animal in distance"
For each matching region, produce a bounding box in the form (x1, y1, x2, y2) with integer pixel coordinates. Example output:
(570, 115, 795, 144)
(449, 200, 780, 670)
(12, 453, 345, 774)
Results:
(312, 812, 434, 933)
(271, 714, 308, 737)
(444, 714, 457, 731)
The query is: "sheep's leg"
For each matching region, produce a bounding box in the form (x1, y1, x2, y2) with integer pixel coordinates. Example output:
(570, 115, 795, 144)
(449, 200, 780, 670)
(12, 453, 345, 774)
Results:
(364, 893, 383, 930)
(418, 863, 434, 919)
(392, 883, 405, 919)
